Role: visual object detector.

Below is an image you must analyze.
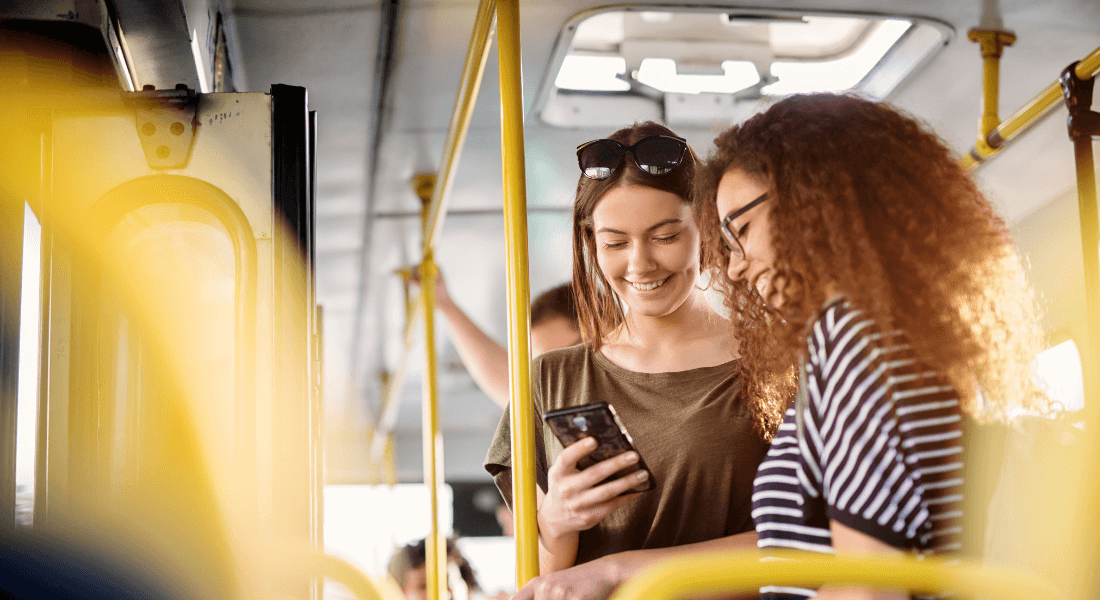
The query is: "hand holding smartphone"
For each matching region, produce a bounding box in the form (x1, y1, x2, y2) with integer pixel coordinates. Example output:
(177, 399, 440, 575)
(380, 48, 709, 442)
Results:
(542, 402, 656, 494)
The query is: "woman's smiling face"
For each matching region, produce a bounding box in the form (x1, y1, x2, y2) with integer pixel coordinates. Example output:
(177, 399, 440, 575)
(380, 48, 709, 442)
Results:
(591, 184, 700, 319)
(715, 168, 787, 309)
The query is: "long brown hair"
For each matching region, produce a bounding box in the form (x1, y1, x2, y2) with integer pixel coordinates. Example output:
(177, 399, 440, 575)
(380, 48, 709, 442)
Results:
(570, 122, 708, 350)
(697, 94, 1045, 433)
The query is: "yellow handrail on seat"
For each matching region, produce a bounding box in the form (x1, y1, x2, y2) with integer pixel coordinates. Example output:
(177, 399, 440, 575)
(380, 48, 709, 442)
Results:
(609, 552, 1060, 600)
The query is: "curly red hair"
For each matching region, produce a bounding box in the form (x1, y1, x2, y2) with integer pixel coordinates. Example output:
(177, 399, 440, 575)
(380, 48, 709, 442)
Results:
(697, 94, 1045, 438)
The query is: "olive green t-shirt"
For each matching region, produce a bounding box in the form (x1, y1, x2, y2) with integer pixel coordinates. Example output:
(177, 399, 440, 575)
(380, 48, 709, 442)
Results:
(484, 344, 769, 565)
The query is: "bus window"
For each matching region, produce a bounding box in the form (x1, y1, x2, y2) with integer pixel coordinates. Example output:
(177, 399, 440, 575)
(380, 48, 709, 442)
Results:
(16, 202, 42, 528)
(1033, 339, 1086, 414)
(323, 484, 455, 588)
(102, 203, 237, 488)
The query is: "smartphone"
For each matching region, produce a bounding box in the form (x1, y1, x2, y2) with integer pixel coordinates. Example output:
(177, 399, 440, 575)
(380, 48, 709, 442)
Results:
(542, 402, 655, 493)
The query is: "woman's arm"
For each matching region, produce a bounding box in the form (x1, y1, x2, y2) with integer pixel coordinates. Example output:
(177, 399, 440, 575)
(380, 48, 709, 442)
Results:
(535, 437, 648, 574)
(812, 521, 906, 600)
(419, 269, 511, 408)
(514, 530, 759, 600)
(535, 485, 579, 574)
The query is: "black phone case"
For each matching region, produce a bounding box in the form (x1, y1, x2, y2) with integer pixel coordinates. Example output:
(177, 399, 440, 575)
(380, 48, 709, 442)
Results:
(542, 402, 656, 493)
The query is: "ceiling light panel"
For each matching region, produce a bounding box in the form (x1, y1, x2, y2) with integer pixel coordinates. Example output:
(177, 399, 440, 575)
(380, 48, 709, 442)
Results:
(535, 7, 952, 129)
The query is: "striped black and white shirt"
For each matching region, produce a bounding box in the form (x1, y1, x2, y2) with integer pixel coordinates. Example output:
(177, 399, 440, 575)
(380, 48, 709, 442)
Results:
(753, 298, 964, 599)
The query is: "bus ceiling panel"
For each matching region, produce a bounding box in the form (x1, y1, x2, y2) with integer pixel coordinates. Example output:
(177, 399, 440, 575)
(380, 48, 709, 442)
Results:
(233, 5, 378, 98)
(386, 2, 583, 132)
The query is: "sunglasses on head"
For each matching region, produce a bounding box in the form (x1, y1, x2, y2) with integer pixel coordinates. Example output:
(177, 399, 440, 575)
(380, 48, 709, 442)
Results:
(576, 135, 690, 180)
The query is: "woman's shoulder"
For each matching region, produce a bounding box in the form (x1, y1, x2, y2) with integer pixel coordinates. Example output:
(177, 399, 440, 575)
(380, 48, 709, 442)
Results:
(532, 343, 595, 390)
(533, 342, 590, 371)
(531, 344, 595, 413)
(807, 296, 877, 348)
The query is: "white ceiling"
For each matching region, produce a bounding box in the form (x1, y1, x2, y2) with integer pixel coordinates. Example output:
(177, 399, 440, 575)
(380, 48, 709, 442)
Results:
(231, 0, 1100, 483)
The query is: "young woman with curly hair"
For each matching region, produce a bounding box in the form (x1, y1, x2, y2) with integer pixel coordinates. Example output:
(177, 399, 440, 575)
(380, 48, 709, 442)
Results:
(696, 94, 1044, 600)
(486, 122, 771, 600)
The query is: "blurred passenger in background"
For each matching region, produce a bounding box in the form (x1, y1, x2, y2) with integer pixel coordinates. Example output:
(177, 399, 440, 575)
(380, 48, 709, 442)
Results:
(418, 271, 581, 408)
(386, 538, 482, 600)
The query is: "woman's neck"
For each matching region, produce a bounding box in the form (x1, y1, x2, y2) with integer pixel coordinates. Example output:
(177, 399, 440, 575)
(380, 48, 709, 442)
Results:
(601, 290, 735, 372)
(621, 290, 709, 345)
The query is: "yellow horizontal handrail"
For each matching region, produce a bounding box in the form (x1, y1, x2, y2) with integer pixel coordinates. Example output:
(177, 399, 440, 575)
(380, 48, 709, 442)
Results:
(609, 551, 1060, 600)
(962, 43, 1100, 169)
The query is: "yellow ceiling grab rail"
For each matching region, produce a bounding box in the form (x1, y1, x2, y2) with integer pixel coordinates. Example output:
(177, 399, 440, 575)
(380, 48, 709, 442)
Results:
(608, 551, 1060, 600)
(960, 43, 1100, 169)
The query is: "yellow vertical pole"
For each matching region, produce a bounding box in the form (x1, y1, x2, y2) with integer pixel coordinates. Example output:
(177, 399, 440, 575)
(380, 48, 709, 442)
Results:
(968, 28, 1015, 155)
(419, 207, 447, 600)
(496, 0, 539, 587)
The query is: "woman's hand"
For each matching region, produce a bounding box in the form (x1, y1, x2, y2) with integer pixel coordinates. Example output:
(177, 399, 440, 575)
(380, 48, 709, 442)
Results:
(409, 263, 454, 310)
(538, 436, 648, 543)
(513, 555, 622, 600)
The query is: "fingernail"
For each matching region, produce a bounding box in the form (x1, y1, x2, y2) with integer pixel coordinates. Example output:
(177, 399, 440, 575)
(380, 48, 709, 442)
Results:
(636, 471, 648, 480)
(585, 437, 597, 448)
(624, 452, 638, 464)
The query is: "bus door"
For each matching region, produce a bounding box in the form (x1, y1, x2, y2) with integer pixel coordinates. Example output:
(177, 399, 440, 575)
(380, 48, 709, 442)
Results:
(2, 83, 321, 599)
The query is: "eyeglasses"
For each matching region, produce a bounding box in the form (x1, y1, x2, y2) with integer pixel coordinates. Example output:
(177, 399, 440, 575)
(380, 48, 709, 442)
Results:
(720, 192, 768, 260)
(576, 135, 690, 180)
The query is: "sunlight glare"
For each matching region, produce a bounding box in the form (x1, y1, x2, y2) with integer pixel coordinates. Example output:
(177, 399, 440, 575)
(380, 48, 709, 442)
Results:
(636, 59, 761, 95)
(554, 55, 630, 92)
(763, 19, 911, 95)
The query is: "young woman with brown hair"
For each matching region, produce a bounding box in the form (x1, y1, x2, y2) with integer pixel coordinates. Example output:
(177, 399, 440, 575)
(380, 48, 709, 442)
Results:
(697, 93, 1044, 599)
(485, 122, 773, 600)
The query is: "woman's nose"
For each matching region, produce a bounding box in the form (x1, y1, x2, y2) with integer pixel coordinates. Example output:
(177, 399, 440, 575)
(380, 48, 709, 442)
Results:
(726, 253, 750, 282)
(628, 242, 657, 275)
